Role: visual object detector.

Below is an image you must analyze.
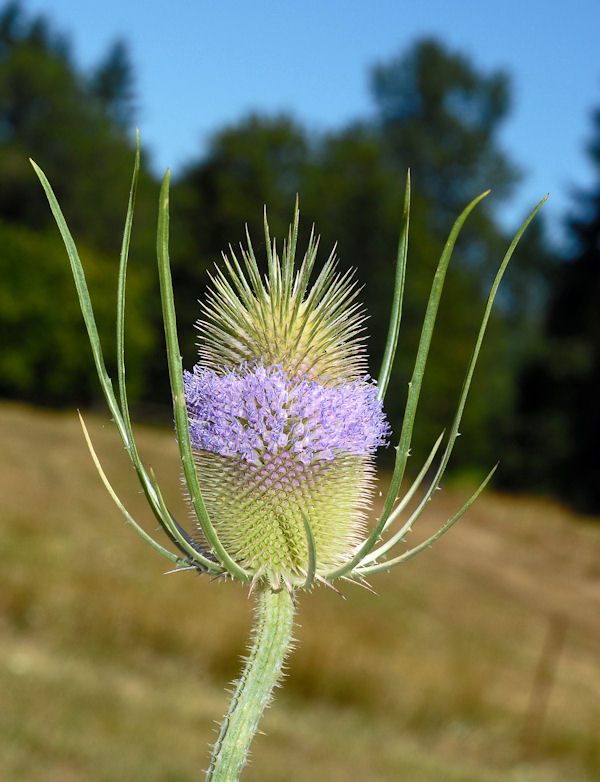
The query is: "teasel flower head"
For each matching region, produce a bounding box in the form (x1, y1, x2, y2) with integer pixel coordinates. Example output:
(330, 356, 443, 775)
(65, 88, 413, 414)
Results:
(184, 210, 390, 591)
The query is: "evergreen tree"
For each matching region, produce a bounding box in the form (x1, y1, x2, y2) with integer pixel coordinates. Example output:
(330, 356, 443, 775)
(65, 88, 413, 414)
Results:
(91, 39, 136, 128)
(512, 107, 600, 511)
(0, 3, 159, 406)
(0, 2, 153, 252)
(371, 37, 519, 224)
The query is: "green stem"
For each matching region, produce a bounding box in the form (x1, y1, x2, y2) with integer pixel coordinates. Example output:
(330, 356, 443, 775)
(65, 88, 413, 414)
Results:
(207, 587, 296, 782)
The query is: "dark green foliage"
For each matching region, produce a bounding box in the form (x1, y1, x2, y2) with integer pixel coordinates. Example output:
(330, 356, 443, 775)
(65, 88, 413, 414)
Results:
(507, 108, 600, 511)
(90, 39, 136, 128)
(0, 2, 161, 406)
(0, 3, 157, 254)
(371, 38, 519, 223)
(0, 220, 153, 405)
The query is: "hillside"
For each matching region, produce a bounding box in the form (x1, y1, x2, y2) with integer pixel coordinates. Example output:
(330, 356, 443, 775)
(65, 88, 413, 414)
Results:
(1, 402, 599, 781)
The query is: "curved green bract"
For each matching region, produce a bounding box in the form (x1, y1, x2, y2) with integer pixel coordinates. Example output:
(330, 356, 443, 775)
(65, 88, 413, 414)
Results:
(369, 430, 444, 547)
(377, 171, 410, 402)
(327, 189, 490, 582)
(156, 172, 250, 582)
(339, 192, 549, 581)
(362, 193, 549, 569)
(357, 464, 498, 577)
(30, 151, 224, 575)
(112, 138, 214, 566)
(78, 412, 184, 566)
(301, 513, 317, 590)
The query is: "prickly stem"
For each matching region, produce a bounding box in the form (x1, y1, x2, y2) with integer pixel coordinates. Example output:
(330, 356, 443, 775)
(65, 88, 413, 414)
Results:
(207, 587, 296, 781)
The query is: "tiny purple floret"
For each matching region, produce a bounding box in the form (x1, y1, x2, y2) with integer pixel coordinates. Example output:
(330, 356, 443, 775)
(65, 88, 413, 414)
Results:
(184, 362, 389, 466)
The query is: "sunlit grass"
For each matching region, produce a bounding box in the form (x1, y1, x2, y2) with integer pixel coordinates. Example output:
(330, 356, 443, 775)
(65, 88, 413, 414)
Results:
(1, 402, 599, 780)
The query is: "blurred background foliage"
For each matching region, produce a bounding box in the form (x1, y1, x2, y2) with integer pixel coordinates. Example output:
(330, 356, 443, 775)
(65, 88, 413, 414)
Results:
(0, 2, 598, 512)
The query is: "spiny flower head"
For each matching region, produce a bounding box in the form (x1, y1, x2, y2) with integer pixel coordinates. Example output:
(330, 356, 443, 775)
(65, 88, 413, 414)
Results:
(185, 209, 389, 590)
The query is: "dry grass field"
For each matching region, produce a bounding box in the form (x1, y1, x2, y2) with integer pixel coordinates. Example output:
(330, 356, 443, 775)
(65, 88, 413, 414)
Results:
(1, 401, 599, 781)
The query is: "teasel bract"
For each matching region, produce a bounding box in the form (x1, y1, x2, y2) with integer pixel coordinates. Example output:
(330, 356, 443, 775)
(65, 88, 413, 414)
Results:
(31, 137, 546, 781)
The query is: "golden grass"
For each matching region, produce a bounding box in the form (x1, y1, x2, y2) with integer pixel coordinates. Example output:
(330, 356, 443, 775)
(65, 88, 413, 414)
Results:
(1, 401, 599, 781)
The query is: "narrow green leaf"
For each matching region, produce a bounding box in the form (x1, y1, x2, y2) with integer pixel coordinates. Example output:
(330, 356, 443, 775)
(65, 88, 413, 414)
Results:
(32, 155, 214, 568)
(374, 193, 550, 563)
(356, 465, 498, 576)
(357, 194, 548, 572)
(111, 139, 192, 556)
(156, 171, 250, 582)
(362, 430, 445, 562)
(148, 469, 225, 573)
(117, 130, 140, 428)
(301, 513, 317, 590)
(377, 170, 410, 401)
(30, 159, 118, 419)
(78, 413, 183, 565)
(327, 190, 489, 581)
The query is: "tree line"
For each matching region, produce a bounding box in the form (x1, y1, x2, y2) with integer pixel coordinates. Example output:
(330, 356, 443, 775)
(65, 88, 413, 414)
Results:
(1, 2, 597, 511)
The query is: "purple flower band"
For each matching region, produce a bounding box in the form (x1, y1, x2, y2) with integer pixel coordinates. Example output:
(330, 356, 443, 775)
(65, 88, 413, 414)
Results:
(184, 362, 389, 466)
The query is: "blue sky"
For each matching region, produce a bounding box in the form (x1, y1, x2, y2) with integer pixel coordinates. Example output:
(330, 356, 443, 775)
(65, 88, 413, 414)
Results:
(26, 0, 600, 245)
